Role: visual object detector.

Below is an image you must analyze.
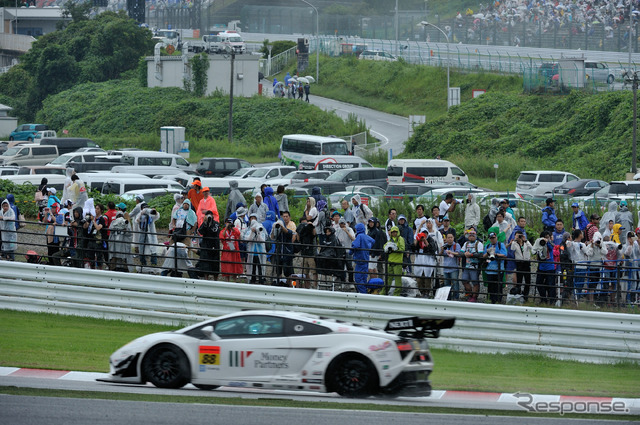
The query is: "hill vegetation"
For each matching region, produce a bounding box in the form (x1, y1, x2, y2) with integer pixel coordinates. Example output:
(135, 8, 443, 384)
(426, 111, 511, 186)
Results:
(404, 90, 635, 182)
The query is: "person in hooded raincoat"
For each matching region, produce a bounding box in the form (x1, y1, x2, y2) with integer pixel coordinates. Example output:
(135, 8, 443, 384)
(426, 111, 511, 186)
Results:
(464, 193, 481, 230)
(62, 167, 74, 204)
(600, 201, 618, 234)
(243, 217, 268, 284)
(136, 202, 160, 270)
(275, 185, 289, 214)
(189, 210, 220, 280)
(226, 180, 245, 221)
(367, 217, 385, 279)
(263, 186, 280, 219)
(221, 218, 243, 280)
(108, 211, 134, 272)
(161, 233, 193, 277)
(317, 225, 345, 287)
(350, 194, 372, 226)
(69, 174, 88, 211)
(172, 198, 198, 238)
(382, 225, 405, 296)
(169, 193, 184, 233)
(615, 200, 634, 244)
(351, 223, 374, 294)
(5, 194, 20, 230)
(413, 219, 442, 298)
(0, 199, 17, 260)
(249, 193, 268, 223)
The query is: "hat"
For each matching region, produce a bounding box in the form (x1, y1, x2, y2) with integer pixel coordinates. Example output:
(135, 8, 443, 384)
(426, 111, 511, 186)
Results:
(192, 180, 201, 186)
(249, 212, 258, 219)
(465, 228, 477, 235)
(236, 207, 247, 216)
(398, 214, 406, 221)
(332, 211, 341, 217)
(135, 194, 145, 201)
(47, 187, 56, 194)
(546, 197, 554, 206)
(620, 200, 628, 206)
(590, 213, 600, 220)
(500, 198, 508, 204)
(65, 199, 73, 205)
(202, 187, 210, 192)
(571, 202, 579, 208)
(636, 227, 640, 234)
(116, 202, 127, 210)
(488, 232, 497, 238)
(443, 216, 450, 221)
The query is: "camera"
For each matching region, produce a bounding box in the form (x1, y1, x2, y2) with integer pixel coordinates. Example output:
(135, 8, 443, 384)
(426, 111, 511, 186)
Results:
(85, 214, 92, 221)
(151, 209, 157, 215)
(595, 240, 601, 245)
(258, 227, 264, 232)
(489, 255, 496, 261)
(538, 239, 546, 246)
(275, 223, 281, 228)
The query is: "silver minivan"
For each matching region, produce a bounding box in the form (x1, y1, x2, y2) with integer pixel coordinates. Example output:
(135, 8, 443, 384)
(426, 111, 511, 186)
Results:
(516, 170, 579, 197)
(119, 151, 191, 169)
(0, 144, 59, 166)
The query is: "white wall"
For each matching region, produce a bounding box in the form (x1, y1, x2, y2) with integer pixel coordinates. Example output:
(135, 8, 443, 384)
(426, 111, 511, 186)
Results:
(0, 116, 17, 138)
(146, 54, 260, 97)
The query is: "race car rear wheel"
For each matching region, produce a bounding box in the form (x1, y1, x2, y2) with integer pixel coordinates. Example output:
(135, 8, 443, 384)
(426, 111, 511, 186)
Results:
(142, 344, 190, 389)
(193, 384, 220, 390)
(327, 355, 378, 397)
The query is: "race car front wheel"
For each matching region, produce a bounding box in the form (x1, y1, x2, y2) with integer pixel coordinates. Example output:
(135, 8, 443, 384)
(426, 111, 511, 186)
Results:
(327, 355, 378, 397)
(142, 344, 190, 389)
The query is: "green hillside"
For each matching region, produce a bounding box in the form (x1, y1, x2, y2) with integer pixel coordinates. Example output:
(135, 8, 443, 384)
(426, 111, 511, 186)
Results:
(404, 90, 635, 182)
(36, 79, 364, 162)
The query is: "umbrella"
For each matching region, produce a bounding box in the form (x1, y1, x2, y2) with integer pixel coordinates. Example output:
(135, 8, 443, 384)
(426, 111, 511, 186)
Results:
(274, 81, 285, 87)
(297, 77, 310, 84)
(473, 13, 484, 19)
(304, 76, 315, 83)
(288, 77, 298, 83)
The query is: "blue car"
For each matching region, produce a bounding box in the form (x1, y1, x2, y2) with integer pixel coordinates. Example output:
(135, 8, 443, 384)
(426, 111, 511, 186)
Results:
(9, 124, 49, 141)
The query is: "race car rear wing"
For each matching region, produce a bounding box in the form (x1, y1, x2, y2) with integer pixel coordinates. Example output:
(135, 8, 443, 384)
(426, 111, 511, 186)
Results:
(384, 316, 455, 339)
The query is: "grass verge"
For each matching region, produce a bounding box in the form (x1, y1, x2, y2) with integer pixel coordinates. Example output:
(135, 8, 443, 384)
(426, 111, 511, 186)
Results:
(1, 310, 638, 398)
(0, 387, 637, 420)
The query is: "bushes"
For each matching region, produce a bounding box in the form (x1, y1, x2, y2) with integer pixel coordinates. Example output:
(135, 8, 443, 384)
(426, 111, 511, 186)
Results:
(404, 91, 638, 182)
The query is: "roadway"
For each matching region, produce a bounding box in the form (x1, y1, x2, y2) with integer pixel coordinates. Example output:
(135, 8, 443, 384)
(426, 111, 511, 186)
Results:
(2, 394, 633, 425)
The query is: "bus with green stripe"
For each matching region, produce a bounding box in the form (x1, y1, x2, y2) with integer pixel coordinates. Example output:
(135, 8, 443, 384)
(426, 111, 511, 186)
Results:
(280, 134, 350, 167)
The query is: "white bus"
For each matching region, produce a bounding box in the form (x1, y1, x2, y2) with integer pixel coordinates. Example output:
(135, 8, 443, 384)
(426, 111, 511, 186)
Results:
(280, 134, 350, 167)
(386, 159, 468, 184)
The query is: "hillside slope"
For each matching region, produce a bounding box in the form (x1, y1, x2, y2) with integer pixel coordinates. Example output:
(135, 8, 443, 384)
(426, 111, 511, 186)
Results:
(404, 91, 634, 181)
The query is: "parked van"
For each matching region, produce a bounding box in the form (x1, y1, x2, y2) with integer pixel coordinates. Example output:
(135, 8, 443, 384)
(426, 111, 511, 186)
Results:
(4, 174, 66, 191)
(0, 144, 59, 166)
(298, 154, 372, 171)
(33, 130, 57, 142)
(117, 151, 191, 169)
(296, 167, 388, 194)
(78, 172, 152, 193)
(101, 177, 184, 195)
(39, 138, 99, 155)
(516, 170, 579, 197)
(9, 123, 49, 141)
(47, 152, 107, 167)
(386, 159, 468, 184)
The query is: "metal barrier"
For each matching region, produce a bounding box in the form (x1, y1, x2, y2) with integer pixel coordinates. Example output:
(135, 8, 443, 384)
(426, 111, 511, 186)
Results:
(0, 260, 638, 364)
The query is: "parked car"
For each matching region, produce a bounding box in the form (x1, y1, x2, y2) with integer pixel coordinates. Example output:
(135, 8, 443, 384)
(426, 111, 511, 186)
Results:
(552, 179, 609, 197)
(100, 310, 454, 397)
(0, 144, 59, 166)
(47, 152, 107, 167)
(201, 166, 296, 195)
(584, 61, 615, 84)
(359, 50, 397, 62)
(195, 157, 253, 177)
(33, 130, 57, 142)
(9, 124, 49, 141)
(516, 170, 579, 198)
(121, 188, 183, 202)
(18, 166, 66, 175)
(39, 137, 100, 155)
(328, 191, 380, 208)
(578, 181, 640, 206)
(265, 170, 331, 188)
(296, 168, 388, 194)
(0, 166, 19, 176)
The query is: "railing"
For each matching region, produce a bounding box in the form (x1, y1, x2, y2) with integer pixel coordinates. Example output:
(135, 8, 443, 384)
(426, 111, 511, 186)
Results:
(259, 46, 298, 77)
(3, 218, 640, 310)
(1, 259, 638, 364)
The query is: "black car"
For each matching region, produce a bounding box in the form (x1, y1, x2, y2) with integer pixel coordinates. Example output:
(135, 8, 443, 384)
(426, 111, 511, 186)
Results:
(553, 179, 609, 197)
(196, 157, 253, 177)
(294, 167, 387, 194)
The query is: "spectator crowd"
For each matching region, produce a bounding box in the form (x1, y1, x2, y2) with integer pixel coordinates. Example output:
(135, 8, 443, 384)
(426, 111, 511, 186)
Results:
(2, 175, 640, 307)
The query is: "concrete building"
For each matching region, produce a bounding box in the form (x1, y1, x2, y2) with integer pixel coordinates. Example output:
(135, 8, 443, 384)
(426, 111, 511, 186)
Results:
(146, 52, 260, 97)
(0, 7, 71, 37)
(0, 103, 17, 138)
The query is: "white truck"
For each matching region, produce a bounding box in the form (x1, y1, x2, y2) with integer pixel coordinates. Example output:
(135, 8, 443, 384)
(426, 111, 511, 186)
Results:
(152, 29, 182, 50)
(186, 34, 223, 54)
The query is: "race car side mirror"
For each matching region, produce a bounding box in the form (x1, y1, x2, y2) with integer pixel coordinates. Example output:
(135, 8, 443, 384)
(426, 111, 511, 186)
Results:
(202, 325, 221, 341)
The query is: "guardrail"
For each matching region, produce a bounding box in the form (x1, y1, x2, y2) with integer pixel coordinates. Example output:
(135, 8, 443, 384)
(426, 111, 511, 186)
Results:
(0, 261, 638, 364)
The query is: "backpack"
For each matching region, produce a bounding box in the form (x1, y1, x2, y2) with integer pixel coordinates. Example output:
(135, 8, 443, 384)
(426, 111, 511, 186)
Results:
(482, 213, 493, 231)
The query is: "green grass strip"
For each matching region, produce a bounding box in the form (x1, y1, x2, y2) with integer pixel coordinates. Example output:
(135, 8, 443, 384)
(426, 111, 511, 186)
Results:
(1, 309, 638, 397)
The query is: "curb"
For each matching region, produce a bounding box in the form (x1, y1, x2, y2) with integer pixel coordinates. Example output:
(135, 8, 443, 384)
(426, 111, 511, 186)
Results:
(1, 367, 639, 415)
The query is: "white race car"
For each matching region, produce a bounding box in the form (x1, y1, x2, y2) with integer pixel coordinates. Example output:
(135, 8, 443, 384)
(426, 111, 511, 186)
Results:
(99, 310, 454, 397)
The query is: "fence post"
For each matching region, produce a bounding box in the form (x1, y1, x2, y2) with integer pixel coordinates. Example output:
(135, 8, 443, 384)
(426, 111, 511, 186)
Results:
(174, 237, 178, 277)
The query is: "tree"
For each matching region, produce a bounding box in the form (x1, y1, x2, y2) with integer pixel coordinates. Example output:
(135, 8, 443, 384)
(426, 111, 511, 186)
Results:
(5, 10, 154, 120)
(61, 0, 95, 23)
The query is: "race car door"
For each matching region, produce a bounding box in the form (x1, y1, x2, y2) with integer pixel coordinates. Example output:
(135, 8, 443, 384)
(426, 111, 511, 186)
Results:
(196, 314, 291, 385)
